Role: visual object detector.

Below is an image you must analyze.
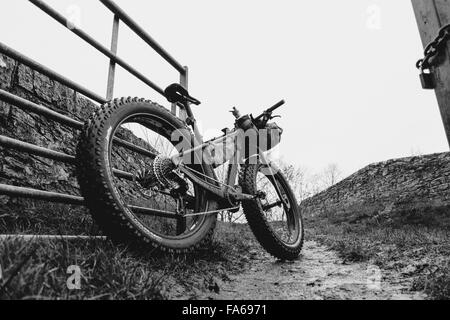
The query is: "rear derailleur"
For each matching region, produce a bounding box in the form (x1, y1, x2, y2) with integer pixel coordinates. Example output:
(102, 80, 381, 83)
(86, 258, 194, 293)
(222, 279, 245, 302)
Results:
(136, 155, 193, 212)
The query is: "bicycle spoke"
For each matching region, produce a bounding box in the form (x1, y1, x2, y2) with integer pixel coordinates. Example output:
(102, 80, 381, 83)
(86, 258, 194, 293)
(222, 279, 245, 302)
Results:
(113, 137, 158, 159)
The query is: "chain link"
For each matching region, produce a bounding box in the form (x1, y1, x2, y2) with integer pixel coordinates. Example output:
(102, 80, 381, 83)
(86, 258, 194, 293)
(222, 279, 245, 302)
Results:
(416, 24, 450, 71)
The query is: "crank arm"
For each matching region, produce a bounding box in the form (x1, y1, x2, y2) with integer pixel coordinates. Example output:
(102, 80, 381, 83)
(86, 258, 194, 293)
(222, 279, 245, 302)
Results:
(230, 191, 258, 201)
(262, 200, 283, 211)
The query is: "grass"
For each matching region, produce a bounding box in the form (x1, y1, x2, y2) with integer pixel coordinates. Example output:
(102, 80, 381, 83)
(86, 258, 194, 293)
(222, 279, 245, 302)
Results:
(0, 201, 256, 300)
(0, 200, 97, 236)
(6, 199, 450, 299)
(305, 207, 450, 300)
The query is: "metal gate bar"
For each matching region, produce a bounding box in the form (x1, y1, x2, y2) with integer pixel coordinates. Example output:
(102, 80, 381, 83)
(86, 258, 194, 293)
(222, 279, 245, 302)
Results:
(0, 235, 107, 241)
(0, 135, 76, 163)
(29, 0, 165, 96)
(0, 184, 183, 220)
(0, 42, 106, 104)
(0, 89, 158, 160)
(112, 169, 134, 181)
(0, 89, 83, 129)
(99, 0, 186, 74)
(0, 184, 84, 205)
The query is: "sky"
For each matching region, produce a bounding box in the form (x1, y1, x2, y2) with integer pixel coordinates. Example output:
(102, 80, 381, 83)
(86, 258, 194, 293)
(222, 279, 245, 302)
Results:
(0, 0, 447, 177)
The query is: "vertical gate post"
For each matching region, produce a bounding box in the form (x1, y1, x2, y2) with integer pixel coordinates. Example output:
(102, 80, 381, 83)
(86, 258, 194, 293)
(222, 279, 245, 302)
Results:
(106, 15, 120, 100)
(179, 66, 189, 121)
(171, 67, 189, 119)
(176, 66, 189, 234)
(412, 0, 450, 148)
(171, 103, 177, 116)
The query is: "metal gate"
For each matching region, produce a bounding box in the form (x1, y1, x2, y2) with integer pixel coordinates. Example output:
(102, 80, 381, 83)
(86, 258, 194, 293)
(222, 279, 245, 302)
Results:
(0, 0, 190, 236)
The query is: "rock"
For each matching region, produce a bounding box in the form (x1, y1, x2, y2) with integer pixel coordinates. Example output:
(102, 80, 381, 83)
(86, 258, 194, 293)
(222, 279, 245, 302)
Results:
(55, 166, 70, 182)
(0, 54, 16, 90)
(401, 265, 417, 275)
(205, 277, 221, 294)
(34, 72, 54, 102)
(306, 278, 321, 287)
(0, 101, 11, 122)
(17, 64, 34, 92)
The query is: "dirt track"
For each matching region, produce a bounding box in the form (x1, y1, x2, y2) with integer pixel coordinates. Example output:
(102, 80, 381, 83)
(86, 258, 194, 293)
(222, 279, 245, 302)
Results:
(200, 241, 427, 300)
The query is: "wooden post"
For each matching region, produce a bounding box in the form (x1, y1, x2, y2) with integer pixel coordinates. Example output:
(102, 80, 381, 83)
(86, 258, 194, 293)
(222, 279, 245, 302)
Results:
(412, 0, 450, 148)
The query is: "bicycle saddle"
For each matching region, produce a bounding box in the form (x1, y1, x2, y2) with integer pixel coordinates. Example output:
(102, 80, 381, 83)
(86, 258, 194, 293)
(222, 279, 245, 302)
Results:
(164, 83, 201, 106)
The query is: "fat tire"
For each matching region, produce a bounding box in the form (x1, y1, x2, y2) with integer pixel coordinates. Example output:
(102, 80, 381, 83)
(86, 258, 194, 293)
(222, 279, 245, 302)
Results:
(239, 163, 304, 260)
(76, 97, 217, 254)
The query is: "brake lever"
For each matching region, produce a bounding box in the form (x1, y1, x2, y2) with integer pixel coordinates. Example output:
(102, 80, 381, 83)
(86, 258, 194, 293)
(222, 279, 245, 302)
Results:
(270, 115, 281, 120)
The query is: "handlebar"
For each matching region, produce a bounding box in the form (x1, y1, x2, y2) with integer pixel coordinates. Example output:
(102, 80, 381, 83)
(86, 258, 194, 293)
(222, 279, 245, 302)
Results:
(254, 100, 285, 121)
(267, 100, 285, 113)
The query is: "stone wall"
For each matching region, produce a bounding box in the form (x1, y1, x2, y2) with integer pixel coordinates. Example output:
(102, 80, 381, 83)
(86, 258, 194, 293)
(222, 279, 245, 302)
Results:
(299, 152, 450, 221)
(0, 53, 154, 208)
(0, 53, 95, 201)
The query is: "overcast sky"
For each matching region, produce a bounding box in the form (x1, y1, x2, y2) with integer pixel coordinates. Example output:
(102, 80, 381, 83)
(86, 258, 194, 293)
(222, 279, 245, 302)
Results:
(1, 0, 447, 177)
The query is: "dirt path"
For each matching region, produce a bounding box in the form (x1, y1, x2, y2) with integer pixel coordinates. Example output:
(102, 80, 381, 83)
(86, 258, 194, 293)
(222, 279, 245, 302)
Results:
(201, 241, 427, 300)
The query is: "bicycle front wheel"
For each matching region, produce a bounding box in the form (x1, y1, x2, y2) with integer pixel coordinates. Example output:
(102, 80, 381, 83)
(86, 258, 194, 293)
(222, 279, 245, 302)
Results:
(239, 163, 304, 260)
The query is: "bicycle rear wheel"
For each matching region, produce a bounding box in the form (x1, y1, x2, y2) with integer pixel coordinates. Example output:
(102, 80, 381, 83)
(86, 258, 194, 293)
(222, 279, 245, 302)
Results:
(77, 98, 218, 253)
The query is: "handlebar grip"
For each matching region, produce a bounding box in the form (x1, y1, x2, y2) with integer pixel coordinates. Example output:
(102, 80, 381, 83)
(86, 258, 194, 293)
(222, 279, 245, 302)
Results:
(254, 100, 286, 122)
(267, 100, 285, 113)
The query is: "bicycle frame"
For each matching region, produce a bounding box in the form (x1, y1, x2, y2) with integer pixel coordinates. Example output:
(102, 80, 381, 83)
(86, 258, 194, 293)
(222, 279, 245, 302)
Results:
(171, 123, 279, 208)
(171, 130, 248, 203)
(168, 99, 286, 211)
